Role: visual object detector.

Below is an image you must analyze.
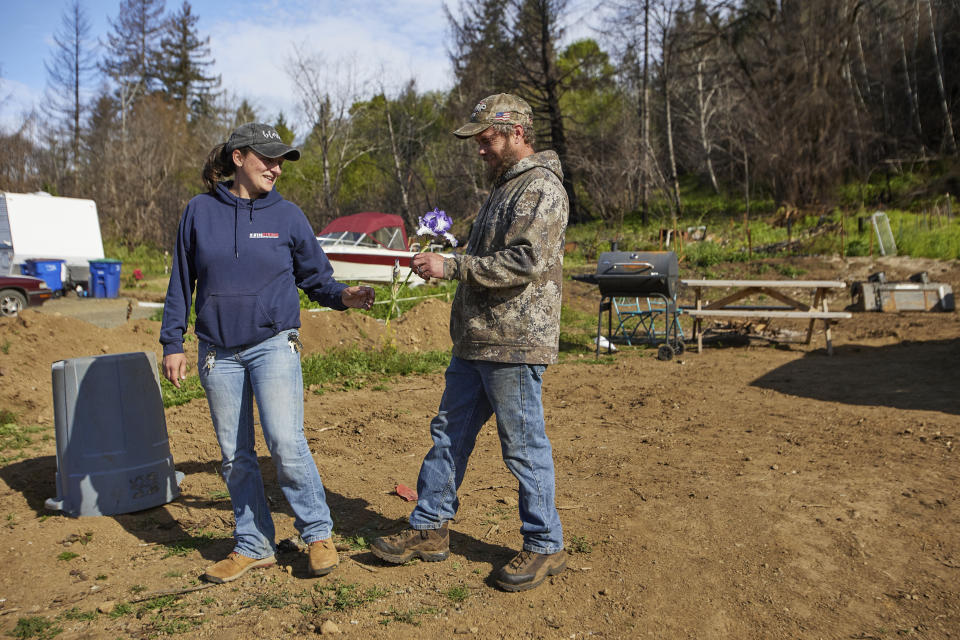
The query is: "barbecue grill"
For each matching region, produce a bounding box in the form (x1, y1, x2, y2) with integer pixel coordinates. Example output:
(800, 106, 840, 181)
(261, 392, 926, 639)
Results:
(572, 251, 684, 359)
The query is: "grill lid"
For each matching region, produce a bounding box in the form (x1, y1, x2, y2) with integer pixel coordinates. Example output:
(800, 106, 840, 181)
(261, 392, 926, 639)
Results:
(573, 251, 679, 298)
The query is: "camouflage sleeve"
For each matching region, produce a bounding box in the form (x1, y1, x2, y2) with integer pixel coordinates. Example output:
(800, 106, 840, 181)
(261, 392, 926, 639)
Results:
(444, 176, 567, 289)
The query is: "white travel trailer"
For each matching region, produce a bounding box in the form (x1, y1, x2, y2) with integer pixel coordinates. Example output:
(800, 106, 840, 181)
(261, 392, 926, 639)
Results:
(0, 192, 105, 287)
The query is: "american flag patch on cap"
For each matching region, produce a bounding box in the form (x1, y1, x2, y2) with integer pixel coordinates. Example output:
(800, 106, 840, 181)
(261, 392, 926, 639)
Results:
(493, 112, 512, 121)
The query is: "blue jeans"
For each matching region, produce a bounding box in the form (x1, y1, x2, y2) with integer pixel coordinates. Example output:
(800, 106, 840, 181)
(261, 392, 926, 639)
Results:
(198, 329, 332, 559)
(410, 356, 564, 554)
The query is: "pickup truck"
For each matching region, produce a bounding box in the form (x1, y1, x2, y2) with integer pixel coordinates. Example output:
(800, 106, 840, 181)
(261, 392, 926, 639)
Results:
(0, 274, 53, 316)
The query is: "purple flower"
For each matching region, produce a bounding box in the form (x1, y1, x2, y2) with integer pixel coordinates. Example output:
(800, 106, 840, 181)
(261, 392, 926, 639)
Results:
(416, 207, 457, 247)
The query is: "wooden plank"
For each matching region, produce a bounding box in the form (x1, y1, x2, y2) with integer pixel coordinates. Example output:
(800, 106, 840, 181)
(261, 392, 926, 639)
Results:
(754, 287, 808, 310)
(681, 279, 846, 289)
(684, 309, 851, 319)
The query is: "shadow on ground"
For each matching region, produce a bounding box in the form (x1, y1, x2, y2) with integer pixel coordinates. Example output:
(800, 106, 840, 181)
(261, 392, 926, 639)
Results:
(0, 453, 515, 571)
(751, 337, 960, 415)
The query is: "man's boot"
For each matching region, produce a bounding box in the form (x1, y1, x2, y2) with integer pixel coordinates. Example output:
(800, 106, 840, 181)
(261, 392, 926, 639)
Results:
(495, 549, 567, 592)
(371, 525, 449, 564)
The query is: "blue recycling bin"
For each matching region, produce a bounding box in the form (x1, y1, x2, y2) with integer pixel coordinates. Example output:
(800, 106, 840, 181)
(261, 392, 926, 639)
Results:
(89, 259, 122, 298)
(25, 259, 66, 292)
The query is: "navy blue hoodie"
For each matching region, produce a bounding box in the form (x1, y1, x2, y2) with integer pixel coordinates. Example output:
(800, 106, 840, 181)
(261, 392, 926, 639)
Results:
(160, 182, 347, 356)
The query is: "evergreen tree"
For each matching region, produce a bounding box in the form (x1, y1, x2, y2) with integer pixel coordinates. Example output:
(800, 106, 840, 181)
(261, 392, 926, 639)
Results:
(446, 0, 583, 220)
(274, 112, 295, 144)
(507, 0, 582, 221)
(101, 0, 167, 102)
(446, 0, 513, 106)
(233, 100, 258, 127)
(157, 1, 220, 118)
(43, 0, 97, 164)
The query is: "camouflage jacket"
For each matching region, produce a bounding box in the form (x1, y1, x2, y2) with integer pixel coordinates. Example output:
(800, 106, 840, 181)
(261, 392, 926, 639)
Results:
(441, 150, 569, 364)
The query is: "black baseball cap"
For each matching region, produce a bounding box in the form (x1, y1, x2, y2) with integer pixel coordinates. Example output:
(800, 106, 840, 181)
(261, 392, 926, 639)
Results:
(225, 123, 301, 161)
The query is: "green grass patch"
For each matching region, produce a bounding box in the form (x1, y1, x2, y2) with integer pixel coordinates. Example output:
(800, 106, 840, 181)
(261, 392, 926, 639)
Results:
(240, 589, 299, 610)
(560, 304, 596, 332)
(101, 240, 170, 279)
(558, 331, 596, 355)
(107, 603, 133, 619)
(299, 280, 457, 321)
(774, 263, 807, 278)
(158, 373, 206, 409)
(150, 616, 202, 636)
(137, 594, 181, 613)
(9, 616, 61, 639)
(445, 584, 470, 604)
(301, 345, 449, 393)
(58, 608, 96, 622)
(568, 534, 593, 554)
(560, 168, 960, 264)
(684, 241, 749, 268)
(158, 344, 451, 403)
(0, 411, 48, 464)
(378, 605, 440, 627)
(307, 580, 389, 614)
(56, 551, 79, 562)
(338, 534, 370, 551)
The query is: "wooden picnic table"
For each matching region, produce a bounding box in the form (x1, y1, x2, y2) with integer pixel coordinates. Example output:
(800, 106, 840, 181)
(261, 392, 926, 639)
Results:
(680, 279, 852, 355)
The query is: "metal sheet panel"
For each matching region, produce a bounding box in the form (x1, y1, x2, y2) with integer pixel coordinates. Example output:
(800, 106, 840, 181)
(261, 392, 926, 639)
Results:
(877, 283, 954, 312)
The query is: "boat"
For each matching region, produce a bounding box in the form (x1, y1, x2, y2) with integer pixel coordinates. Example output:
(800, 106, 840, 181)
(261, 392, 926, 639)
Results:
(316, 212, 449, 284)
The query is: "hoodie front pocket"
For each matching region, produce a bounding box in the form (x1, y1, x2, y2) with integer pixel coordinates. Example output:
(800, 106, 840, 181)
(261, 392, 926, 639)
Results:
(196, 294, 276, 347)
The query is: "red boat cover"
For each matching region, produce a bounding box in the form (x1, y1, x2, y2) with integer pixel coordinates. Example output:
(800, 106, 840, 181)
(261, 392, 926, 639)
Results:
(317, 212, 402, 235)
(317, 212, 409, 250)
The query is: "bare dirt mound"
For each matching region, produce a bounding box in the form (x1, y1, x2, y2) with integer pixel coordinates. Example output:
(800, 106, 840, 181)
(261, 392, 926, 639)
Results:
(0, 256, 958, 639)
(299, 296, 453, 354)
(0, 313, 165, 424)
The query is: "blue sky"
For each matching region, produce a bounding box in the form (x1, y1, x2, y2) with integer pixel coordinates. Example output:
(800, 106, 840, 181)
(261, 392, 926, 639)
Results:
(0, 0, 458, 135)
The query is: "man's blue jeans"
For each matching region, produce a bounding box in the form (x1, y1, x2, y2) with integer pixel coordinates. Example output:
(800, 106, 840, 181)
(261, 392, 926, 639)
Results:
(410, 356, 564, 554)
(198, 329, 332, 559)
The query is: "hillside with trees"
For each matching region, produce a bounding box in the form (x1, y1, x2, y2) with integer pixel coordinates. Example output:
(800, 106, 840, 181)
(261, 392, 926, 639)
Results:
(1, 0, 958, 252)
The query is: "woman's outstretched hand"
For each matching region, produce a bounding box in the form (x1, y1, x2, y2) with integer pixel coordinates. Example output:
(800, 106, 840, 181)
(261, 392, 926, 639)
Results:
(341, 285, 375, 310)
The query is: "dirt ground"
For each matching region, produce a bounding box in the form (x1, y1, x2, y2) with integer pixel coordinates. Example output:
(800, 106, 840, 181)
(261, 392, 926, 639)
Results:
(0, 255, 958, 640)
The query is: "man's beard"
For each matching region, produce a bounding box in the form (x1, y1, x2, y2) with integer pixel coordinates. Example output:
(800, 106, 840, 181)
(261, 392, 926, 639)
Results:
(484, 145, 522, 183)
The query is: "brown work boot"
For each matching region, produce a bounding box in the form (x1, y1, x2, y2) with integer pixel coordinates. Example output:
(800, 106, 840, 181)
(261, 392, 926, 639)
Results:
(202, 552, 275, 584)
(308, 538, 339, 576)
(495, 549, 567, 592)
(371, 524, 449, 564)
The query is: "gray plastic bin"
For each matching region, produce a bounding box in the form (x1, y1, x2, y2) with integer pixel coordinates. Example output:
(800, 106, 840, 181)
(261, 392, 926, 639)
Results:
(45, 351, 183, 517)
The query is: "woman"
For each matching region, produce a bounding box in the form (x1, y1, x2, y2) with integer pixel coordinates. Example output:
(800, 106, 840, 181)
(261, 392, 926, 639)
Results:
(160, 122, 374, 583)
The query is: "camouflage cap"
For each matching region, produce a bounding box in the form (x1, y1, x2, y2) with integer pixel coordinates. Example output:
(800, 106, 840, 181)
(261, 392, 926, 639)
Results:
(452, 93, 533, 138)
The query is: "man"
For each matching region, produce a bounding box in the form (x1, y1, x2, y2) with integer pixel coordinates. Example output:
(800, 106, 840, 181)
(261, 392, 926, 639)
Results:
(371, 93, 569, 592)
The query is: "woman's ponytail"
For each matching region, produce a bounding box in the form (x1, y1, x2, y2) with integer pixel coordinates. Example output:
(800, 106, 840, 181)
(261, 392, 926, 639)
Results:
(201, 143, 235, 193)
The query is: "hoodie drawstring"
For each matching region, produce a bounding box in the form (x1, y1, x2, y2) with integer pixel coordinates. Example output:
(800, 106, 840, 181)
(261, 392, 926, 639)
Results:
(234, 199, 240, 258)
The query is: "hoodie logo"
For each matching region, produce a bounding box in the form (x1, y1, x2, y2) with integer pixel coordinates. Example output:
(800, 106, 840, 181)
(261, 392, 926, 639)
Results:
(249, 232, 279, 239)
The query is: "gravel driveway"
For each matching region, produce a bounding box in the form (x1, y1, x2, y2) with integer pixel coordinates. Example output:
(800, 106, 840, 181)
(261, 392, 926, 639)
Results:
(33, 295, 161, 328)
